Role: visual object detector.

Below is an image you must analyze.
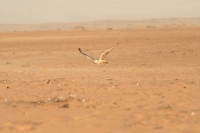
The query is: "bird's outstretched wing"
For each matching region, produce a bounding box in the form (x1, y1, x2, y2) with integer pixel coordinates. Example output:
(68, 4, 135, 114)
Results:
(99, 43, 119, 60)
(78, 48, 96, 61)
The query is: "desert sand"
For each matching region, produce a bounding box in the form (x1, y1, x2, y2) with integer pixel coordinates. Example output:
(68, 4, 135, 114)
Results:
(0, 26, 200, 133)
(1, 18, 200, 32)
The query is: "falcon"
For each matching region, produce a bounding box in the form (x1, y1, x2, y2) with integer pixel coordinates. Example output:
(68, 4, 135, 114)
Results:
(79, 43, 118, 64)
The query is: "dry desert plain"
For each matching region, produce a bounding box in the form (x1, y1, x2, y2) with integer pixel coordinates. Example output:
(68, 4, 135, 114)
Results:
(0, 27, 200, 133)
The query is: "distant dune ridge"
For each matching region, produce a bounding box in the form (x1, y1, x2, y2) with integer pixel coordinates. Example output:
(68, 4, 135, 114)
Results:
(0, 18, 200, 32)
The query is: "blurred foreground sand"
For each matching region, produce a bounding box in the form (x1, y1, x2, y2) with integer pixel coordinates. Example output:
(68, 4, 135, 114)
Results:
(0, 27, 200, 133)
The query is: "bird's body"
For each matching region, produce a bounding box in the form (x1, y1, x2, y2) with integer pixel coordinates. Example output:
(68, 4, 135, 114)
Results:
(93, 59, 108, 64)
(79, 43, 118, 64)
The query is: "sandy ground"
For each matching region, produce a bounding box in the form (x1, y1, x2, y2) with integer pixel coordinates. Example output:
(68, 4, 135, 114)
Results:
(0, 27, 200, 133)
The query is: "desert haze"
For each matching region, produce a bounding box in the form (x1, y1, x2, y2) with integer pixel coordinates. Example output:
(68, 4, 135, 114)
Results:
(0, 18, 200, 32)
(0, 18, 200, 133)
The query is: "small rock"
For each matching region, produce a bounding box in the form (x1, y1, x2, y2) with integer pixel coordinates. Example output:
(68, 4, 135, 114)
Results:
(191, 112, 195, 115)
(82, 99, 85, 102)
(62, 104, 69, 108)
(55, 95, 67, 102)
(47, 79, 50, 84)
(69, 94, 76, 98)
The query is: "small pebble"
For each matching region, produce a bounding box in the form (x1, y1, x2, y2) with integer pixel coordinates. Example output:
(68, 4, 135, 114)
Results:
(47, 79, 50, 84)
(191, 112, 195, 115)
(82, 99, 85, 102)
(69, 94, 76, 98)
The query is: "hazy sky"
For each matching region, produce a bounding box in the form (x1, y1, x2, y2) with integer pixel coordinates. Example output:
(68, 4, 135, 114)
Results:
(0, 0, 200, 24)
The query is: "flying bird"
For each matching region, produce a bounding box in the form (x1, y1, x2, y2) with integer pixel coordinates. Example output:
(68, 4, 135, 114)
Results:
(79, 43, 119, 64)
